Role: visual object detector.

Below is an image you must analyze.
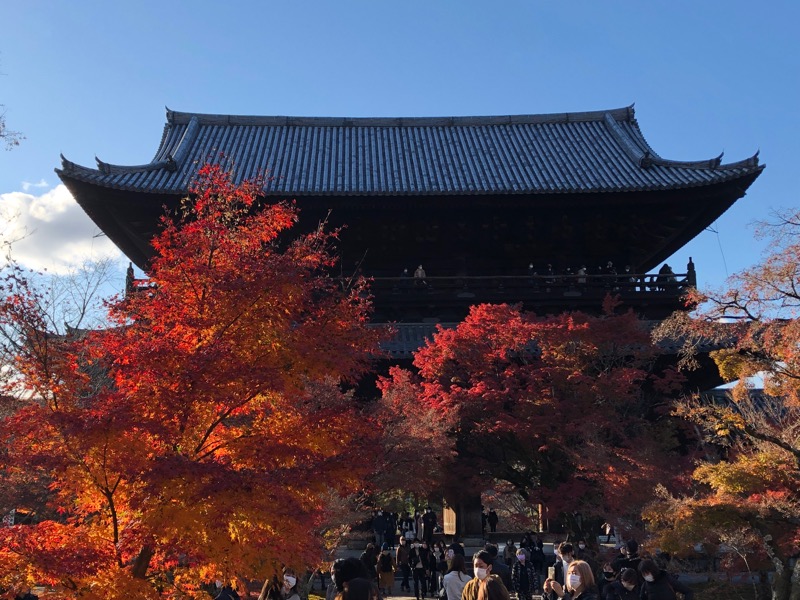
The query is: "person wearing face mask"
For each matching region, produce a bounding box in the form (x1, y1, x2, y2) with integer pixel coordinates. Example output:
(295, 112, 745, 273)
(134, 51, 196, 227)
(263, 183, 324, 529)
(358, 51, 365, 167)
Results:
(596, 563, 616, 598)
(574, 540, 589, 561)
(282, 570, 301, 600)
(397, 536, 412, 592)
(511, 549, 541, 600)
(575, 540, 597, 572)
(373, 510, 388, 550)
(408, 539, 431, 600)
(544, 559, 598, 600)
(502, 540, 518, 567)
(552, 542, 574, 587)
(638, 559, 693, 600)
(462, 550, 508, 600)
(602, 568, 639, 600)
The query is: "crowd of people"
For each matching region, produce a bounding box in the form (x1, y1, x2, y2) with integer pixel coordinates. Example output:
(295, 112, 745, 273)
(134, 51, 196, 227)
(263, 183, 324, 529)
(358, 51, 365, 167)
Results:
(371, 508, 441, 549)
(337, 535, 693, 600)
(202, 527, 693, 600)
(525, 262, 683, 293)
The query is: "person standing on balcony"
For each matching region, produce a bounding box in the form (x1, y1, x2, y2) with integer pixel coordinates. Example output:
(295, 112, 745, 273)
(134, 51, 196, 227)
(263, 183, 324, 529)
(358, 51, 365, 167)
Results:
(414, 265, 427, 287)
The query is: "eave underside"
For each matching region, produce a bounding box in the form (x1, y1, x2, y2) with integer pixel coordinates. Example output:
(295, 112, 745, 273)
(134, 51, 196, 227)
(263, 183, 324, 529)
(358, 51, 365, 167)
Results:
(62, 174, 759, 277)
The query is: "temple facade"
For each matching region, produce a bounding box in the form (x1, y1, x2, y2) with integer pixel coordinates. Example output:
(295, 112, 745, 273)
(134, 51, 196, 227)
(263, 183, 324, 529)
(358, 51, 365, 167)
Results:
(57, 106, 763, 332)
(57, 106, 764, 538)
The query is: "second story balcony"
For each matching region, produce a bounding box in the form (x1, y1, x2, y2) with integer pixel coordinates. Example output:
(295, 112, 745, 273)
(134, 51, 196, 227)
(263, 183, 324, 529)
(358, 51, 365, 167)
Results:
(363, 269, 696, 322)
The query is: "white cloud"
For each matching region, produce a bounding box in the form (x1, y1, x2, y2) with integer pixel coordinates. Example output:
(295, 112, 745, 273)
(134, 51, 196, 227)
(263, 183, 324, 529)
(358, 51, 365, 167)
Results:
(21, 179, 49, 192)
(1, 184, 124, 274)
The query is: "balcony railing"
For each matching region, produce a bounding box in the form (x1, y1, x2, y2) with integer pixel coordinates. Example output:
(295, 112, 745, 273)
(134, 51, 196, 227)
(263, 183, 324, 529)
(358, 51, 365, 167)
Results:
(363, 271, 694, 296)
(126, 261, 696, 319)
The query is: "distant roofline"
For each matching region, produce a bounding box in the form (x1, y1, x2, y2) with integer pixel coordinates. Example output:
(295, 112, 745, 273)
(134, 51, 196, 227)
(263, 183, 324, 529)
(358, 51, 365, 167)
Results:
(165, 105, 637, 128)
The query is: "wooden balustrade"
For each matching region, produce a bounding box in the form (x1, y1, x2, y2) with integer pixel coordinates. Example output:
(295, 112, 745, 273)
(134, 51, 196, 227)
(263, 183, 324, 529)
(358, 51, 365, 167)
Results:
(358, 272, 692, 296)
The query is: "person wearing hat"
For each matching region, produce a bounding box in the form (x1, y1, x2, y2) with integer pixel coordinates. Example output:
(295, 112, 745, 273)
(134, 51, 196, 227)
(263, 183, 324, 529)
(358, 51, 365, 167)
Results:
(611, 540, 641, 575)
(377, 543, 396, 596)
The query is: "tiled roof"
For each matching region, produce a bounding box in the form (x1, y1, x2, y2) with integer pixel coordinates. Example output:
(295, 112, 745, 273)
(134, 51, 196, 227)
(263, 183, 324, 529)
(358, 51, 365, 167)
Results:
(57, 106, 763, 196)
(379, 321, 733, 360)
(377, 322, 452, 359)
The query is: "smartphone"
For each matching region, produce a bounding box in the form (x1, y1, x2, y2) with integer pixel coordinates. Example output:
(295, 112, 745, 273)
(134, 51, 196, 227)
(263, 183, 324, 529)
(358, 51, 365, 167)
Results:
(547, 566, 555, 580)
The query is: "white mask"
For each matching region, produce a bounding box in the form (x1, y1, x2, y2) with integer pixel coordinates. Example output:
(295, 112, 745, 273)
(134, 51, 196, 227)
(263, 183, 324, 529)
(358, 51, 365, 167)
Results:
(568, 574, 581, 590)
(284, 576, 297, 588)
(516, 554, 525, 562)
(578, 544, 586, 549)
(475, 567, 488, 580)
(643, 574, 655, 583)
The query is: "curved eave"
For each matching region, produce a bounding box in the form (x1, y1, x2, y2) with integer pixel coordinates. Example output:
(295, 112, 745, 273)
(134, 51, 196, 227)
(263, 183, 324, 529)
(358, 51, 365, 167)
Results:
(56, 172, 172, 270)
(56, 160, 765, 198)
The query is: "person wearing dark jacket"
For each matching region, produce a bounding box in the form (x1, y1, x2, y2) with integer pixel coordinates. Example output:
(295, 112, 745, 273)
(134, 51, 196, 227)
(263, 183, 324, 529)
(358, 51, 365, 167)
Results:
(638, 559, 693, 600)
(602, 568, 639, 600)
(485, 543, 512, 590)
(553, 542, 575, 586)
(397, 537, 412, 592)
(511, 549, 541, 600)
(360, 543, 379, 582)
(408, 540, 432, 600)
(530, 539, 546, 574)
(327, 558, 370, 600)
(373, 511, 388, 549)
(611, 540, 641, 576)
(596, 563, 616, 598)
(487, 509, 499, 532)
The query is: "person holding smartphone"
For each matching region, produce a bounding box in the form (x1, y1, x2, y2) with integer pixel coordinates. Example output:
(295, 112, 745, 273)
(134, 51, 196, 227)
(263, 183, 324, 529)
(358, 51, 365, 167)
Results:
(543, 560, 598, 600)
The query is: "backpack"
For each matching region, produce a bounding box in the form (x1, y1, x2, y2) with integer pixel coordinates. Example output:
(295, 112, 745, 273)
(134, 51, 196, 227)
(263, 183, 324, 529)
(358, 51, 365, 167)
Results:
(380, 553, 393, 572)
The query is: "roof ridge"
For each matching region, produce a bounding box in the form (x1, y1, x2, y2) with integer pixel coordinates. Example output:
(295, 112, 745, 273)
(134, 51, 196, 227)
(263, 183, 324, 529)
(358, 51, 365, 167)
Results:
(164, 106, 636, 128)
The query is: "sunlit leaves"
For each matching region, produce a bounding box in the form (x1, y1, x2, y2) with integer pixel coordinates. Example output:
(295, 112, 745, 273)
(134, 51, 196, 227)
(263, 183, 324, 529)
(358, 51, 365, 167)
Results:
(0, 165, 383, 597)
(647, 210, 800, 600)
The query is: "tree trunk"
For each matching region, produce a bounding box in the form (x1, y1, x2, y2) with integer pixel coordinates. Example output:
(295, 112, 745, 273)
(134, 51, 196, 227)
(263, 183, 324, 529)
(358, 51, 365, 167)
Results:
(789, 556, 800, 600)
(131, 544, 153, 579)
(764, 551, 800, 600)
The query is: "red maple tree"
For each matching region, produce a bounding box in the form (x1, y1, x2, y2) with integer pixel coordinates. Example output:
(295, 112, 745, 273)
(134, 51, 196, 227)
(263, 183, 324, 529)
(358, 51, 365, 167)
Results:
(378, 299, 688, 538)
(0, 165, 384, 599)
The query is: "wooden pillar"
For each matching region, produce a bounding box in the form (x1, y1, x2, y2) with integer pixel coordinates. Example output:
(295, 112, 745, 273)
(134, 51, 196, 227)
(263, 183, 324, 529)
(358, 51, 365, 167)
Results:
(443, 506, 457, 536)
(456, 493, 484, 540)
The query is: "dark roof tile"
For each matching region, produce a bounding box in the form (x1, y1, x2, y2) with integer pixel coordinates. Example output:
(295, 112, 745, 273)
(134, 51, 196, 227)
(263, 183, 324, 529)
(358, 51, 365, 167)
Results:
(57, 106, 763, 196)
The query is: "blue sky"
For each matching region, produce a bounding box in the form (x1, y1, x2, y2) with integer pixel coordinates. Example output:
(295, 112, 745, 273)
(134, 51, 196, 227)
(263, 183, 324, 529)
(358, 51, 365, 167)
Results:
(2, 1, 797, 292)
